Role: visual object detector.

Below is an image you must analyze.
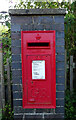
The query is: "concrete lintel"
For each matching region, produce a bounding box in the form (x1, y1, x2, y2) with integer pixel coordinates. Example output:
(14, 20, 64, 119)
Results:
(9, 9, 66, 16)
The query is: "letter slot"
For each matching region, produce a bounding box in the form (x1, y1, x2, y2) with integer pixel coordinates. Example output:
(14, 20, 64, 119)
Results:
(28, 42, 50, 47)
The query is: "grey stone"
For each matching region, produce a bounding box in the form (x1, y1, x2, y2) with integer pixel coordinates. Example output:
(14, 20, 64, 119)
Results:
(11, 62, 21, 69)
(24, 114, 42, 120)
(54, 16, 64, 23)
(14, 115, 23, 120)
(33, 16, 53, 24)
(56, 39, 65, 46)
(56, 46, 64, 53)
(56, 55, 65, 62)
(56, 92, 64, 98)
(12, 84, 22, 91)
(9, 9, 66, 16)
(12, 70, 22, 77)
(13, 100, 22, 106)
(13, 92, 22, 99)
(56, 32, 64, 38)
(56, 99, 64, 106)
(12, 55, 21, 62)
(56, 76, 65, 84)
(55, 107, 64, 113)
(56, 85, 65, 91)
(56, 62, 65, 70)
(11, 24, 21, 32)
(12, 40, 21, 47)
(14, 106, 34, 113)
(44, 113, 64, 119)
(53, 23, 64, 31)
(11, 32, 21, 40)
(12, 47, 21, 54)
(11, 16, 32, 25)
(12, 76, 22, 84)
(56, 70, 65, 76)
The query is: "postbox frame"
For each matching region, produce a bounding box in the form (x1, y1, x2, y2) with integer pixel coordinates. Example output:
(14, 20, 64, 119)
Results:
(21, 30, 56, 108)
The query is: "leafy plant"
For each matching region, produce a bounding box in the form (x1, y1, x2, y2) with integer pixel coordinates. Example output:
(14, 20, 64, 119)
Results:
(0, 12, 11, 65)
(65, 2, 76, 59)
(2, 103, 13, 120)
(2, 28, 11, 65)
(0, 15, 12, 119)
(65, 89, 76, 119)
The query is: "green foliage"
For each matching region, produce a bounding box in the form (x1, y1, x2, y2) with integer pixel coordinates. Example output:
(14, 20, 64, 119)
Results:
(2, 103, 13, 120)
(2, 28, 11, 65)
(65, 2, 76, 59)
(0, 13, 11, 65)
(14, 1, 66, 9)
(0, 109, 2, 118)
(65, 89, 76, 119)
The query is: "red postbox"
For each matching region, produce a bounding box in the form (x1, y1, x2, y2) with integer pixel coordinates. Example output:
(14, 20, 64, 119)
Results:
(21, 30, 56, 108)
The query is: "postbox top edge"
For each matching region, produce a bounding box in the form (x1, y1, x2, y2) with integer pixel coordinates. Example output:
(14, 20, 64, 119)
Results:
(21, 30, 55, 34)
(9, 8, 66, 16)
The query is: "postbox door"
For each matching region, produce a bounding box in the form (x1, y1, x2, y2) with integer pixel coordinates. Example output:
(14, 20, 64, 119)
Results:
(21, 30, 56, 108)
(26, 55, 54, 107)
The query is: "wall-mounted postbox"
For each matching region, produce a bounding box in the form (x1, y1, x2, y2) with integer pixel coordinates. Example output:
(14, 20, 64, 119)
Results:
(21, 31, 56, 108)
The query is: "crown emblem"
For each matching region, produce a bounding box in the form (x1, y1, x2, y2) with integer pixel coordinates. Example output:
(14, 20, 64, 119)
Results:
(36, 34, 41, 40)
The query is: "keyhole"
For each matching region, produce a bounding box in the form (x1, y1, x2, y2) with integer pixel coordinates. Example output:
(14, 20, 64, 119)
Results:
(31, 81, 33, 84)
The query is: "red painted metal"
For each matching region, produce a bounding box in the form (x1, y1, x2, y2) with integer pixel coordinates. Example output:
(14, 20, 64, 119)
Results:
(21, 30, 56, 108)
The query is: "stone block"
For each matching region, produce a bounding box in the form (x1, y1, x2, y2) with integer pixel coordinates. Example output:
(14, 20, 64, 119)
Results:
(11, 16, 32, 25)
(56, 92, 64, 98)
(53, 24, 64, 31)
(12, 76, 22, 84)
(56, 62, 65, 70)
(12, 84, 22, 91)
(21, 24, 34, 31)
(14, 114, 23, 120)
(12, 70, 22, 77)
(55, 107, 64, 113)
(56, 70, 65, 76)
(13, 92, 22, 99)
(54, 16, 64, 24)
(56, 32, 64, 38)
(12, 47, 21, 54)
(12, 40, 21, 47)
(56, 99, 64, 106)
(44, 113, 64, 119)
(13, 100, 22, 106)
(11, 32, 21, 40)
(12, 55, 21, 62)
(56, 85, 65, 91)
(11, 62, 21, 69)
(56, 76, 65, 84)
(56, 46, 64, 53)
(11, 24, 21, 32)
(33, 16, 53, 24)
(56, 39, 65, 46)
(56, 55, 65, 62)
(14, 106, 34, 113)
(24, 114, 42, 120)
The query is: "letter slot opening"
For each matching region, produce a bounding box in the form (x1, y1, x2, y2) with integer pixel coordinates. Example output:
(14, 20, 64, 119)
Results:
(27, 42, 50, 48)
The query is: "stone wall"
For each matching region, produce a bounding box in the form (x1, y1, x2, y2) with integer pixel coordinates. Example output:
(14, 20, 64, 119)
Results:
(9, 9, 66, 120)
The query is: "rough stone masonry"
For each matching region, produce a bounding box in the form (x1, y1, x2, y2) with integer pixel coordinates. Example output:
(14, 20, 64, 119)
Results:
(9, 9, 66, 120)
